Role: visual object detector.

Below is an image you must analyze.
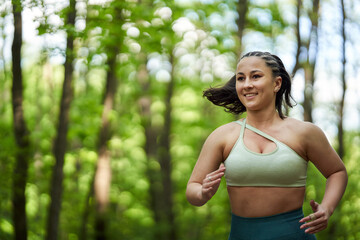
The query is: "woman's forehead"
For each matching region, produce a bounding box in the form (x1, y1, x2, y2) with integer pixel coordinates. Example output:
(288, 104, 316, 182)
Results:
(236, 56, 268, 72)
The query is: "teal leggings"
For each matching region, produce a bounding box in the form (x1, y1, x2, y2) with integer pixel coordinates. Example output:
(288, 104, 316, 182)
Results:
(228, 208, 317, 240)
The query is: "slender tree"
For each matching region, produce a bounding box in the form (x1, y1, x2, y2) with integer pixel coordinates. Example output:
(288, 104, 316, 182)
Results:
(236, 0, 248, 54)
(79, 176, 94, 240)
(11, 0, 31, 239)
(79, 3, 94, 239)
(337, 0, 347, 159)
(91, 2, 123, 239)
(291, 0, 302, 78)
(302, 0, 320, 122)
(289, 0, 320, 122)
(138, 56, 163, 239)
(45, 0, 76, 239)
(157, 51, 177, 240)
(140, 50, 177, 240)
(93, 37, 120, 240)
(136, 1, 177, 239)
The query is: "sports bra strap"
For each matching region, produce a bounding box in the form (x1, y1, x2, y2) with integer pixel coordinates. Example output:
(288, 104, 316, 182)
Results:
(235, 119, 277, 142)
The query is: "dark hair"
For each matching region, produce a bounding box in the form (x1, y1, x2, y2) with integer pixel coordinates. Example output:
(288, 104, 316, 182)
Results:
(203, 51, 295, 119)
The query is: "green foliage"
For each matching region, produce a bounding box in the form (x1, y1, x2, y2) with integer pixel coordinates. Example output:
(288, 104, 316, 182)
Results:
(1, 0, 359, 239)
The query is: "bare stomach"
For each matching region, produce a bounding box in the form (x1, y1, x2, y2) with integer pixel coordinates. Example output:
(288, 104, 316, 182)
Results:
(227, 186, 305, 217)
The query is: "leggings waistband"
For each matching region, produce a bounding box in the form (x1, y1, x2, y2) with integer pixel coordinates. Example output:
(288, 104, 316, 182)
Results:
(228, 208, 317, 240)
(231, 207, 303, 222)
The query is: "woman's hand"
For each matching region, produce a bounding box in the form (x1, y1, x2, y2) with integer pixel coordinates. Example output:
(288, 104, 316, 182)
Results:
(201, 164, 226, 201)
(299, 200, 331, 234)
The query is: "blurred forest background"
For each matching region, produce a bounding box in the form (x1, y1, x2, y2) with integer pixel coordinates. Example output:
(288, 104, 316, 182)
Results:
(1, 0, 360, 239)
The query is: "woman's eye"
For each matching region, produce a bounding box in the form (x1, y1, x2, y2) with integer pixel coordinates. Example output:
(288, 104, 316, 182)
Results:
(253, 74, 261, 79)
(237, 76, 244, 81)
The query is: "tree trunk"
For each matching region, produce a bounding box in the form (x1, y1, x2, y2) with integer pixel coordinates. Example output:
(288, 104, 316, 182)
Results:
(236, 0, 248, 54)
(79, 175, 94, 240)
(93, 2, 123, 238)
(137, 58, 165, 239)
(138, 50, 177, 239)
(291, 0, 302, 78)
(135, 2, 171, 238)
(302, 0, 320, 122)
(303, 62, 315, 122)
(233, 0, 248, 119)
(337, 0, 346, 159)
(11, 1, 31, 239)
(94, 49, 119, 240)
(45, 0, 76, 239)
(78, 3, 93, 239)
(157, 52, 177, 240)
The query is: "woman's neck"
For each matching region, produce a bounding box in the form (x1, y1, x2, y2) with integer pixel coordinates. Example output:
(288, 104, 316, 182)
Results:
(245, 109, 282, 129)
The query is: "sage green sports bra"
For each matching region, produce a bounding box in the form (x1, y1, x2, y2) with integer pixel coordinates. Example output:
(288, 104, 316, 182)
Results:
(224, 119, 308, 187)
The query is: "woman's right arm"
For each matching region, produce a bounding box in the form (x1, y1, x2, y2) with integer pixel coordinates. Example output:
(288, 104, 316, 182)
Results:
(186, 127, 227, 206)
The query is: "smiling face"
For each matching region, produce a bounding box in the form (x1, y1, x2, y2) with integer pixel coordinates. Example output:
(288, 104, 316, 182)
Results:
(236, 56, 282, 112)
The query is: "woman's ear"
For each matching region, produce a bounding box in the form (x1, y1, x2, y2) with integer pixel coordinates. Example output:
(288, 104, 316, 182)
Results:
(274, 76, 282, 92)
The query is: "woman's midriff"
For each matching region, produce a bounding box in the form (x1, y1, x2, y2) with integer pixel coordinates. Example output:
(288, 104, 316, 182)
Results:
(227, 186, 306, 217)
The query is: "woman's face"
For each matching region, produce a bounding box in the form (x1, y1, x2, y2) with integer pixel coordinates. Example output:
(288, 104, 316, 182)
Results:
(235, 56, 281, 112)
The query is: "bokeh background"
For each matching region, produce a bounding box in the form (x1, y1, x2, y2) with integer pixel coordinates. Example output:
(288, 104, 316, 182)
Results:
(1, 0, 359, 239)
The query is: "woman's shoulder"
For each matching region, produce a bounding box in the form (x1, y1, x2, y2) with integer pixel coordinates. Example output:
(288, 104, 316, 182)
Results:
(210, 120, 242, 137)
(197, 121, 240, 157)
(284, 117, 326, 141)
(205, 120, 242, 146)
(207, 121, 243, 158)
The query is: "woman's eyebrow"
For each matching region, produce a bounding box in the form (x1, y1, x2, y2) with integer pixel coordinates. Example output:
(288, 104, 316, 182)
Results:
(236, 70, 263, 75)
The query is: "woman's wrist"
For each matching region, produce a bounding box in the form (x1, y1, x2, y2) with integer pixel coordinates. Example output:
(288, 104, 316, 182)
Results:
(319, 202, 334, 217)
(186, 183, 208, 206)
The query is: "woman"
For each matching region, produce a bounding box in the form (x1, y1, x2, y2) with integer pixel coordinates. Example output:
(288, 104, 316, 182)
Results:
(186, 51, 347, 239)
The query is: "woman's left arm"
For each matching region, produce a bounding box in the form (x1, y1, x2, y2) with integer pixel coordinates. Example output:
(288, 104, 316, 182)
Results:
(299, 123, 348, 234)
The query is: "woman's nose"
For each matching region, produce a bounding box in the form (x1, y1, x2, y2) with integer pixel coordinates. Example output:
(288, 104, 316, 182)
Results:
(244, 78, 253, 88)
